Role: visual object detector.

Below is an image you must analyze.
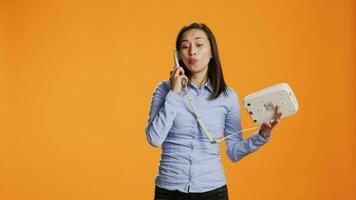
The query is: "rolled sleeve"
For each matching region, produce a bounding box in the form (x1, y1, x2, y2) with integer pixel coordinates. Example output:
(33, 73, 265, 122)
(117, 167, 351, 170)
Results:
(145, 81, 183, 147)
(164, 90, 183, 113)
(224, 88, 270, 162)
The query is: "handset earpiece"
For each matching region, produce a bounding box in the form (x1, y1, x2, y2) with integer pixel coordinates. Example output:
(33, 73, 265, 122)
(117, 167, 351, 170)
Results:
(174, 49, 185, 76)
(174, 49, 180, 68)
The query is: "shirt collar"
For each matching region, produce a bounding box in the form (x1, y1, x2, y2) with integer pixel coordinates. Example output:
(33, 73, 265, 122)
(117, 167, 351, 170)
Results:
(188, 79, 213, 93)
(205, 79, 213, 93)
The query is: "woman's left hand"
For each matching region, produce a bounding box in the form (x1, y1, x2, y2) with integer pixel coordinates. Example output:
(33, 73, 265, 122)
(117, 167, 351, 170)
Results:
(259, 105, 282, 138)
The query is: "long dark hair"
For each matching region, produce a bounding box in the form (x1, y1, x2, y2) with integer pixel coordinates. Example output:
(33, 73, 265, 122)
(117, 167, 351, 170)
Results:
(175, 22, 228, 100)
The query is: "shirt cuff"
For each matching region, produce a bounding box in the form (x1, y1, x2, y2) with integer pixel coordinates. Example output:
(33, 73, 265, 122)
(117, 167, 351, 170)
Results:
(257, 131, 271, 142)
(251, 131, 271, 145)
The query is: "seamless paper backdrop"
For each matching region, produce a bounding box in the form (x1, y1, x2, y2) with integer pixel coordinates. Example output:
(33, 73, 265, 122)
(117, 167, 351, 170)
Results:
(1, 0, 355, 200)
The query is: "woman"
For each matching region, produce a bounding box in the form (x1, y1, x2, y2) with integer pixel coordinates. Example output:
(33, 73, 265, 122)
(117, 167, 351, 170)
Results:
(145, 23, 282, 200)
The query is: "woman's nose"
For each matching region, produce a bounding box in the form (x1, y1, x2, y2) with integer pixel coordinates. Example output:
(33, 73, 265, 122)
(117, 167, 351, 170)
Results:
(188, 47, 197, 56)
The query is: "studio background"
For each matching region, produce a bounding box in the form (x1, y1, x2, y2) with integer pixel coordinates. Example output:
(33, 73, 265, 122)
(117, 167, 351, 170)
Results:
(0, 0, 355, 199)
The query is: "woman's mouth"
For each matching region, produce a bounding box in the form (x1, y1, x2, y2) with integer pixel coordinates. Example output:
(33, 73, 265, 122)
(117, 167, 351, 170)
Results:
(189, 58, 198, 64)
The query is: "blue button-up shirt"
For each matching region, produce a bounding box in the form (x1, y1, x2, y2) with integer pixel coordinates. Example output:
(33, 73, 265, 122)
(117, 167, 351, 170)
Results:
(145, 80, 270, 193)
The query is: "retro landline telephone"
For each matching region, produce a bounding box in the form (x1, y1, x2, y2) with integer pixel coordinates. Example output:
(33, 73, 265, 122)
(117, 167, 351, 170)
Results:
(173, 50, 299, 144)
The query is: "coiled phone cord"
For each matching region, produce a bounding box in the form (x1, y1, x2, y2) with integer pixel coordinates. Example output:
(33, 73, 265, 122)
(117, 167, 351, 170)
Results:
(185, 89, 260, 144)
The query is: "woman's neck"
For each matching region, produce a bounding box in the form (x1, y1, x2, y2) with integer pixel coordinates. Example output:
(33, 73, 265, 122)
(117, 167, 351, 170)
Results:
(190, 71, 208, 88)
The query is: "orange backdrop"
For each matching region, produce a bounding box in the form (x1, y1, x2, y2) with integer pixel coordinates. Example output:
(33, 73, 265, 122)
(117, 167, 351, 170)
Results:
(1, 0, 355, 199)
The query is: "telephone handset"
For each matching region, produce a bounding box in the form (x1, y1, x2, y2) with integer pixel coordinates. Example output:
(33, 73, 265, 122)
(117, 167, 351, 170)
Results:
(174, 50, 188, 92)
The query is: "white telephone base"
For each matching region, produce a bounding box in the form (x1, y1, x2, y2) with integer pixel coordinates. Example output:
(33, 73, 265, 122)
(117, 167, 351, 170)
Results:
(243, 83, 299, 125)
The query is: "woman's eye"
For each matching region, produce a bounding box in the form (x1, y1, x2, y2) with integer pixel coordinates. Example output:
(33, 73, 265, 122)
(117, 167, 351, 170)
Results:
(196, 43, 203, 47)
(181, 45, 189, 49)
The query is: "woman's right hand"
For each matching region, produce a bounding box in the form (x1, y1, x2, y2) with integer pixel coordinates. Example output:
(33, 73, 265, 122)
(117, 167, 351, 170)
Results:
(169, 66, 188, 94)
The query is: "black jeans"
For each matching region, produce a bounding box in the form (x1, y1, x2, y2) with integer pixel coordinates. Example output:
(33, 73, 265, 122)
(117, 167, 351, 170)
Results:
(154, 185, 228, 200)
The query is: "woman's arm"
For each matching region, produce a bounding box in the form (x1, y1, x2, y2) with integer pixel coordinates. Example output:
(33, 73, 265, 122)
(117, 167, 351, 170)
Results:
(224, 88, 271, 162)
(145, 81, 183, 147)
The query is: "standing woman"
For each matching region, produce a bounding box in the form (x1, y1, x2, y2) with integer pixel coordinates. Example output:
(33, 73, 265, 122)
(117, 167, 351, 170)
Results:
(145, 23, 281, 200)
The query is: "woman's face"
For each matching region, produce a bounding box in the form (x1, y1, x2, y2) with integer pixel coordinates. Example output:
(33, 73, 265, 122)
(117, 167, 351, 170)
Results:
(179, 29, 212, 75)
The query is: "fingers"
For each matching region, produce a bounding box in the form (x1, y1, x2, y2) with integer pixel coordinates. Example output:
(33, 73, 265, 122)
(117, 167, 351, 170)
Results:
(170, 68, 187, 88)
(169, 66, 188, 94)
(169, 67, 178, 79)
(274, 105, 282, 122)
(276, 105, 282, 118)
(270, 119, 277, 128)
(262, 122, 272, 129)
(260, 105, 282, 135)
(170, 67, 185, 79)
(174, 67, 185, 78)
(259, 122, 271, 137)
(269, 105, 282, 128)
(181, 75, 188, 84)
